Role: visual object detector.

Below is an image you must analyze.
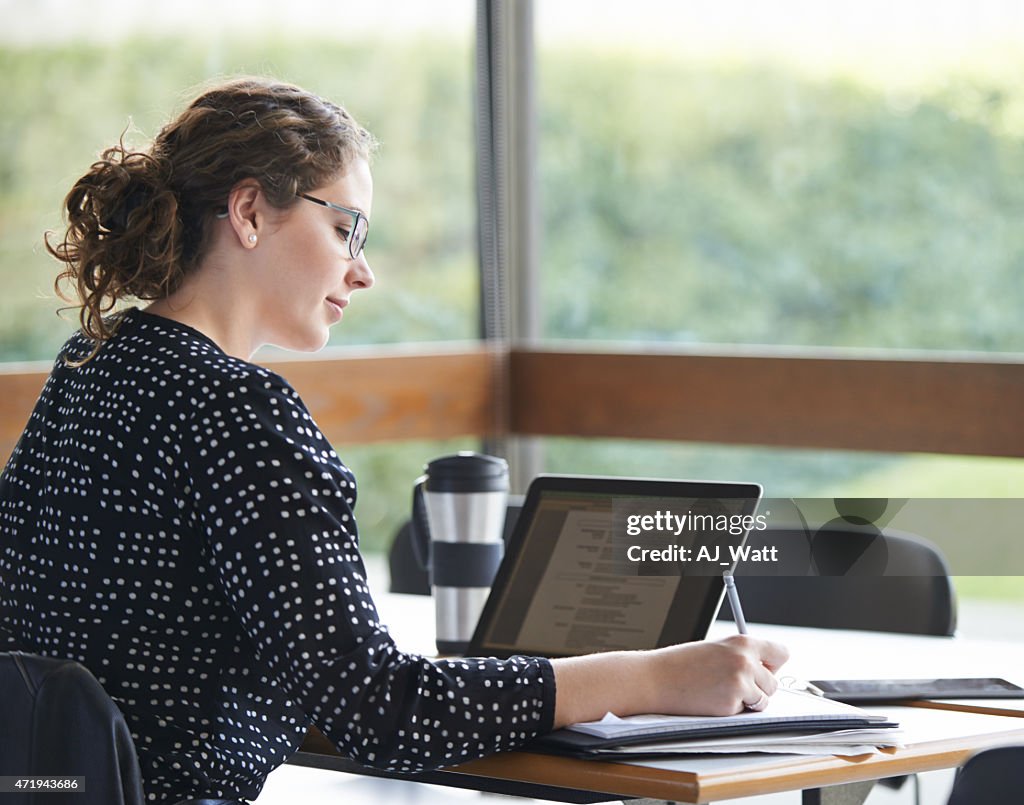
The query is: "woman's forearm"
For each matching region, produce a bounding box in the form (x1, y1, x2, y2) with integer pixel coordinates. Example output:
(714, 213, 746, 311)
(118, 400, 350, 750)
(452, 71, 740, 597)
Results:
(550, 635, 789, 729)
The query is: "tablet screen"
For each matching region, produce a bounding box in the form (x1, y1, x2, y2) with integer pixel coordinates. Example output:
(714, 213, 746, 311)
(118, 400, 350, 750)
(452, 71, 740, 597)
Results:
(469, 476, 762, 659)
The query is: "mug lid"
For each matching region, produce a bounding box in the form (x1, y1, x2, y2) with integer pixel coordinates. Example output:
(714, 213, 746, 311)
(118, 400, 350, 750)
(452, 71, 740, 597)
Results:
(423, 451, 509, 493)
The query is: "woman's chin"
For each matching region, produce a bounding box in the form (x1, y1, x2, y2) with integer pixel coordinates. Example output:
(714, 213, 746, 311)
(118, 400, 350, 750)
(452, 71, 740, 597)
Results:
(272, 328, 331, 354)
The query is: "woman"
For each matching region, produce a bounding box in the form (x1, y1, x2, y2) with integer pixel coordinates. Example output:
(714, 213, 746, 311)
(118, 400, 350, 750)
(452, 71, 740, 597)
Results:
(0, 77, 786, 805)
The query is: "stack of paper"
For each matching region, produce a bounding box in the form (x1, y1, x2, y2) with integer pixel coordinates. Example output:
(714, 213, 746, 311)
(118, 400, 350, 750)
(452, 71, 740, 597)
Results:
(536, 688, 902, 758)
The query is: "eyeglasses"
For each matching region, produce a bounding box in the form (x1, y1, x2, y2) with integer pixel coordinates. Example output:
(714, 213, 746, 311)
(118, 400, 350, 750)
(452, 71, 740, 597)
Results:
(297, 192, 369, 260)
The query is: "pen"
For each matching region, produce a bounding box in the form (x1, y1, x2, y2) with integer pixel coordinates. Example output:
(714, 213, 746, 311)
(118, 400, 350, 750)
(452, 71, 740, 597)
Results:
(723, 571, 825, 697)
(722, 572, 748, 634)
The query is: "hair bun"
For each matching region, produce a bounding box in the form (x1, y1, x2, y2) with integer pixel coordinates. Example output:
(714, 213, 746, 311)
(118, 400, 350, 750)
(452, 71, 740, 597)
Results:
(100, 180, 153, 234)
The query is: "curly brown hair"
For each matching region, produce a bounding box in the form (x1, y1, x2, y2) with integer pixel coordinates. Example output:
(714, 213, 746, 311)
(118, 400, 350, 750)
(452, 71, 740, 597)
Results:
(46, 76, 377, 358)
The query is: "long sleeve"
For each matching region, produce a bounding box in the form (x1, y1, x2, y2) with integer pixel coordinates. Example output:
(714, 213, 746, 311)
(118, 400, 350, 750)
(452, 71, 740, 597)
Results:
(181, 370, 556, 771)
(1, 309, 556, 802)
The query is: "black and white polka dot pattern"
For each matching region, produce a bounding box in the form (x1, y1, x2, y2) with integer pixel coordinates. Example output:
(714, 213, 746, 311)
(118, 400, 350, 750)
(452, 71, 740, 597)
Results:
(0, 309, 555, 804)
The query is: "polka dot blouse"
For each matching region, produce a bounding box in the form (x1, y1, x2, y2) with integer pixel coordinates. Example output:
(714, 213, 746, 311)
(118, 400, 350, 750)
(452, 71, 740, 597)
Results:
(0, 309, 555, 804)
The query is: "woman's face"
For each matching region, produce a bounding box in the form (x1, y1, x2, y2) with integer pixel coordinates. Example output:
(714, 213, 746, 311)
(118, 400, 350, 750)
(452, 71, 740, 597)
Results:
(252, 159, 375, 352)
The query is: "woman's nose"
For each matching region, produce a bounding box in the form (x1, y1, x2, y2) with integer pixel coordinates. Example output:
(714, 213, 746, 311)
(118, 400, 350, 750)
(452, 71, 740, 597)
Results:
(349, 253, 374, 290)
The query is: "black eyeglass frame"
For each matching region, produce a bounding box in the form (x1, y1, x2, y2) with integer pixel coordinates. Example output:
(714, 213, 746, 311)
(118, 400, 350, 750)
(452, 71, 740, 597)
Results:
(297, 192, 369, 260)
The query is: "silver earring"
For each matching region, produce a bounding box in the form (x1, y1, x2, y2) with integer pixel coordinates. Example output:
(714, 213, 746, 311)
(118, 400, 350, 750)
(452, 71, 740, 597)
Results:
(248, 234, 257, 244)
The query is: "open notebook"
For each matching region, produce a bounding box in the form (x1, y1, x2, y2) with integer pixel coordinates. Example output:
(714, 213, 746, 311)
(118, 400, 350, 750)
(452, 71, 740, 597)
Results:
(534, 688, 899, 757)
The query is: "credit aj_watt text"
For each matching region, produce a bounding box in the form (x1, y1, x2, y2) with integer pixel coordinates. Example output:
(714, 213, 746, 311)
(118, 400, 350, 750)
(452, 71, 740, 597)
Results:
(625, 543, 779, 563)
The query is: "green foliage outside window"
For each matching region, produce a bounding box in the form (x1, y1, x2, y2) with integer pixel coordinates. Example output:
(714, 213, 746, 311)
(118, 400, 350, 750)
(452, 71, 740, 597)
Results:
(0, 36, 477, 361)
(539, 51, 1024, 350)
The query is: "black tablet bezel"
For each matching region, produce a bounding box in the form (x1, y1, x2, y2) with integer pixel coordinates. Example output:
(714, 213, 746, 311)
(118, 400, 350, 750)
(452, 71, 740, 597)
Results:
(467, 474, 763, 659)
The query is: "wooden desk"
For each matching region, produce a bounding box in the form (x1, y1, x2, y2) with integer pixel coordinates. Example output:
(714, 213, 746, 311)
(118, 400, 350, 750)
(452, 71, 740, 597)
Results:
(291, 594, 1024, 804)
(294, 698, 1024, 804)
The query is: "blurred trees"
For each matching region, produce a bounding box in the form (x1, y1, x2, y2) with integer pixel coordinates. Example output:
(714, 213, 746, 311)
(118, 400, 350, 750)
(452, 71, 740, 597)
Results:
(3, 38, 1023, 358)
(0, 36, 478, 359)
(539, 54, 1024, 350)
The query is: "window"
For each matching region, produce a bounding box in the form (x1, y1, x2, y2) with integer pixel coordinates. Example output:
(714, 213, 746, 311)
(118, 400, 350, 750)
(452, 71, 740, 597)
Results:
(536, 0, 1024, 351)
(530, 0, 1024, 619)
(0, 0, 478, 361)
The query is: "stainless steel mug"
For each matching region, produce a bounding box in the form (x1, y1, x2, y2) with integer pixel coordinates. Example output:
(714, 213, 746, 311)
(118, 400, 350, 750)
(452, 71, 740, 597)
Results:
(411, 452, 509, 654)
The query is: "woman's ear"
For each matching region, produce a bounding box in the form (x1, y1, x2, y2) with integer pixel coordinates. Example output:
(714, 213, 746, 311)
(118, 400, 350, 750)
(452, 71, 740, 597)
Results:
(224, 180, 263, 249)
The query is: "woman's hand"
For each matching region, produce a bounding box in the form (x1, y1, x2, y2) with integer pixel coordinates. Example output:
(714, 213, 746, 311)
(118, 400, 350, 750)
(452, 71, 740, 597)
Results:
(551, 635, 789, 729)
(640, 635, 789, 715)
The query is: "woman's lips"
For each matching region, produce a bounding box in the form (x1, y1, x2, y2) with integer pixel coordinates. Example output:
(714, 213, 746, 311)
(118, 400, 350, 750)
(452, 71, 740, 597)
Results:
(326, 297, 348, 320)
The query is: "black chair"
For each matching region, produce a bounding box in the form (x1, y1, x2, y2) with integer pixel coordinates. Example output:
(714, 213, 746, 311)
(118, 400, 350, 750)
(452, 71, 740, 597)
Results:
(718, 524, 957, 805)
(946, 745, 1024, 805)
(0, 651, 145, 805)
(388, 499, 523, 594)
(718, 524, 957, 636)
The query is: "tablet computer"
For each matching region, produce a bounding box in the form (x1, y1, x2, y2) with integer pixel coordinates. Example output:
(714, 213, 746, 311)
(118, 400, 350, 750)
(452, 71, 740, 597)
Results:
(467, 474, 763, 659)
(810, 678, 1024, 702)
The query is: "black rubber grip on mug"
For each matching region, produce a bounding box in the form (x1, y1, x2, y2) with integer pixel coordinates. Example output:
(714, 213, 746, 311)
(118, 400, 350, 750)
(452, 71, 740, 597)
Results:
(431, 542, 504, 588)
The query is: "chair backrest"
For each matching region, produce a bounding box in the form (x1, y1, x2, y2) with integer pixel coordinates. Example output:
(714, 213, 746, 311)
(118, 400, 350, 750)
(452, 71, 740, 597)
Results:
(0, 652, 145, 805)
(717, 525, 957, 636)
(946, 745, 1024, 805)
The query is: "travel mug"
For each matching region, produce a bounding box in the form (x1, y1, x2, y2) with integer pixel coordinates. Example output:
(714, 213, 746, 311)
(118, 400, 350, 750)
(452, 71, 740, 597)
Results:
(411, 452, 509, 654)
